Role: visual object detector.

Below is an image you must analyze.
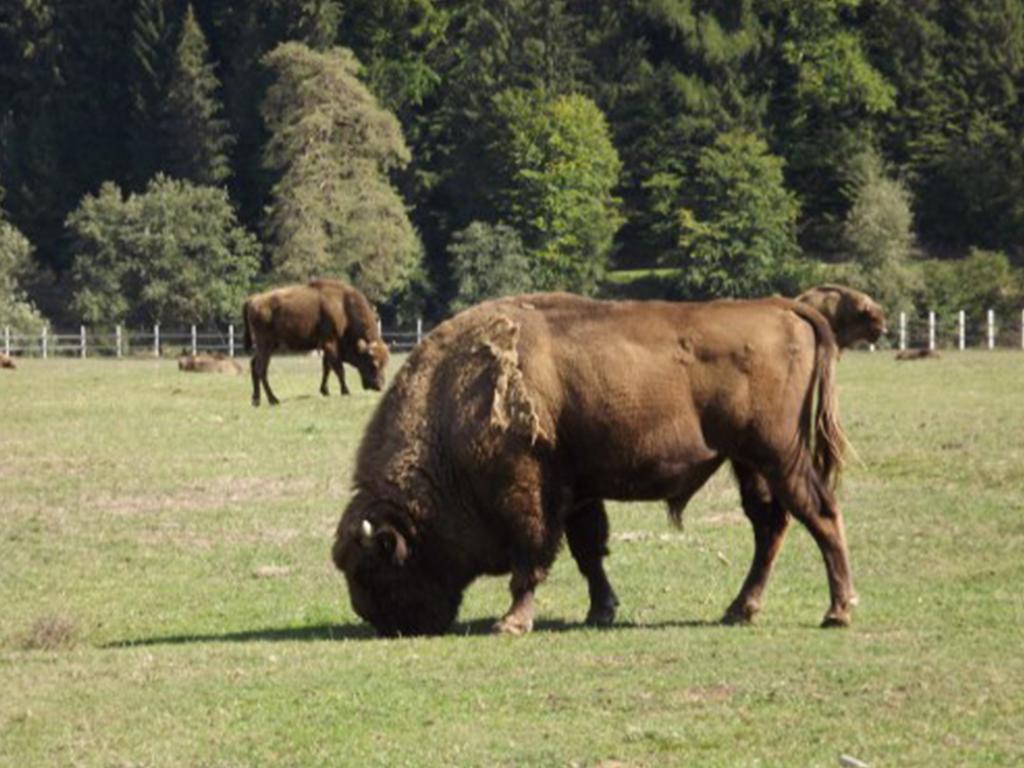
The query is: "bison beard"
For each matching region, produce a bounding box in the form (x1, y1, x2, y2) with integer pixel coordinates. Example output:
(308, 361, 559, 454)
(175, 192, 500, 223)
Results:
(333, 293, 856, 636)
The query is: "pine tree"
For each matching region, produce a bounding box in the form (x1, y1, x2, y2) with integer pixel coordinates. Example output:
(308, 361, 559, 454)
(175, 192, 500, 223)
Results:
(128, 0, 169, 188)
(261, 43, 421, 300)
(161, 4, 234, 186)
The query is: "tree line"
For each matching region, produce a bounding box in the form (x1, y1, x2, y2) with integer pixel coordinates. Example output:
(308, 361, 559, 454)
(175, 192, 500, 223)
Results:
(2, 0, 1023, 332)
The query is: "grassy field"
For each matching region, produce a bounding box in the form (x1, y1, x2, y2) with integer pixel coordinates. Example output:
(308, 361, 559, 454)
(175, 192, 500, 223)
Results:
(2, 351, 1023, 766)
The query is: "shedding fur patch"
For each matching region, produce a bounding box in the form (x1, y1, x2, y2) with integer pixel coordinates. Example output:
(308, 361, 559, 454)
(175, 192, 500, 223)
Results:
(482, 316, 548, 445)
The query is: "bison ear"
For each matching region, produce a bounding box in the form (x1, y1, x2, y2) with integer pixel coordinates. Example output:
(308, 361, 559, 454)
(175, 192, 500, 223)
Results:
(375, 525, 409, 566)
(357, 338, 369, 353)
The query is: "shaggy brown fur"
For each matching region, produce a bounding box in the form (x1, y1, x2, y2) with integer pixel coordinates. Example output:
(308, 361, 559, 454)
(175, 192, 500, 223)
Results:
(333, 293, 856, 637)
(0, 353, 15, 370)
(798, 284, 887, 350)
(177, 352, 243, 374)
(242, 279, 389, 406)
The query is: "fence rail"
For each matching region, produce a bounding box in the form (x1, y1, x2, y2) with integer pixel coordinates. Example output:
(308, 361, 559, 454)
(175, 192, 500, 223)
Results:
(2, 321, 429, 359)
(4, 310, 1024, 359)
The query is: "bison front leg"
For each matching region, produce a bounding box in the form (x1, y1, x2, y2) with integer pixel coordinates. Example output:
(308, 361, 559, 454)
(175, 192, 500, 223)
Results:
(494, 565, 547, 636)
(566, 501, 619, 627)
(723, 464, 790, 625)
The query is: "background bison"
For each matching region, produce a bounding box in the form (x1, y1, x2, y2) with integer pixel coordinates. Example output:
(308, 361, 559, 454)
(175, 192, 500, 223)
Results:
(797, 284, 886, 349)
(243, 279, 389, 406)
(334, 293, 854, 637)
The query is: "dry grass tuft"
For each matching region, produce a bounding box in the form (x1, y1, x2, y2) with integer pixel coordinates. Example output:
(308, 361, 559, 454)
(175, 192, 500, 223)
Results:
(20, 614, 79, 651)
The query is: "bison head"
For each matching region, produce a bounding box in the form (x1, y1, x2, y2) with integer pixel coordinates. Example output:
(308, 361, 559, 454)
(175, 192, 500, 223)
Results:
(352, 338, 390, 392)
(333, 513, 461, 637)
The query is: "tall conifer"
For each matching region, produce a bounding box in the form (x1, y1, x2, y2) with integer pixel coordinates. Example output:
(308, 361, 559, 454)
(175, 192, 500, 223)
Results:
(161, 4, 234, 186)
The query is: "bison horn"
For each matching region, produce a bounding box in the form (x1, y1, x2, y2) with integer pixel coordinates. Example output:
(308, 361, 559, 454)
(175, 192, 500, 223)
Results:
(360, 519, 374, 542)
(357, 338, 369, 353)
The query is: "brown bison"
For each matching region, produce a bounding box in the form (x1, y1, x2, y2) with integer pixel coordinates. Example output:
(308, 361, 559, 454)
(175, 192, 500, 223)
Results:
(797, 284, 886, 349)
(243, 279, 389, 406)
(333, 293, 855, 637)
(177, 352, 242, 374)
(0, 353, 15, 370)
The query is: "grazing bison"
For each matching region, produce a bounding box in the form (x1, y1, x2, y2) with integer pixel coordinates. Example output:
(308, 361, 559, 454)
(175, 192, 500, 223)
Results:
(333, 293, 855, 637)
(177, 352, 242, 374)
(0, 353, 15, 370)
(243, 279, 389, 406)
(797, 284, 886, 349)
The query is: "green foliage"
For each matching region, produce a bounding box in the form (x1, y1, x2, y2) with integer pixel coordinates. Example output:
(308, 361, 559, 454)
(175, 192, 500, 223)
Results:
(665, 130, 803, 299)
(161, 4, 234, 186)
(490, 90, 623, 293)
(67, 175, 260, 325)
(447, 222, 533, 312)
(920, 249, 1024, 320)
(841, 148, 920, 311)
(261, 42, 422, 301)
(0, 218, 45, 332)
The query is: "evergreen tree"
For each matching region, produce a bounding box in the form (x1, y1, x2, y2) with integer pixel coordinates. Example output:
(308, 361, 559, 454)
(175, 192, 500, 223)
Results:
(261, 43, 421, 300)
(161, 4, 234, 186)
(447, 221, 533, 312)
(128, 0, 170, 188)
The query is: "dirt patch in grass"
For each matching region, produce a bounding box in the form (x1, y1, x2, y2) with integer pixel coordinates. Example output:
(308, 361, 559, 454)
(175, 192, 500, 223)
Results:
(19, 614, 79, 651)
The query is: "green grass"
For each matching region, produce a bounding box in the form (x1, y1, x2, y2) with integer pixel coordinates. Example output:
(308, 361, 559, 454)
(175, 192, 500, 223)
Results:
(2, 352, 1023, 766)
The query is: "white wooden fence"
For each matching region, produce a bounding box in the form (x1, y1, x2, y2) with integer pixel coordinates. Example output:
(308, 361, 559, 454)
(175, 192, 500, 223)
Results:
(894, 309, 1024, 351)
(2, 321, 428, 359)
(3, 310, 1023, 359)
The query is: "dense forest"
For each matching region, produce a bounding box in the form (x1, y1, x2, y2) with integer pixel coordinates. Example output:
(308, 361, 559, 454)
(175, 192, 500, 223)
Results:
(2, 0, 1023, 330)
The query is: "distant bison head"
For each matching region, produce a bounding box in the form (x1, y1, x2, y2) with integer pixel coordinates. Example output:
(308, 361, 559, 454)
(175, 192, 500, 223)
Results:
(352, 338, 390, 392)
(332, 505, 461, 637)
(797, 284, 886, 349)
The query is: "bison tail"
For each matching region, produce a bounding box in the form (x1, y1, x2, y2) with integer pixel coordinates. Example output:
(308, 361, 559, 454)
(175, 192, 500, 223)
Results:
(793, 302, 847, 491)
(813, 338, 845, 491)
(243, 300, 253, 353)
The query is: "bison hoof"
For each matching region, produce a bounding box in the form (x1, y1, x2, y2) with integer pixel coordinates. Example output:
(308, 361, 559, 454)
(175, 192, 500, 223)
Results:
(251, 398, 260, 408)
(821, 612, 851, 629)
(320, 388, 329, 397)
(721, 603, 758, 626)
(268, 397, 280, 406)
(492, 616, 533, 636)
(585, 594, 619, 628)
(585, 605, 616, 628)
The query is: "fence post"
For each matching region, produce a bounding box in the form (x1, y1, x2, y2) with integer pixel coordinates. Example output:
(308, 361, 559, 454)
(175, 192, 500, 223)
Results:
(958, 310, 965, 351)
(987, 309, 995, 350)
(191, 324, 197, 356)
(41, 326, 48, 359)
(154, 323, 160, 357)
(1021, 309, 1024, 351)
(416, 318, 423, 345)
(3, 326, 9, 356)
(80, 325, 87, 358)
(228, 324, 235, 357)
(116, 325, 123, 358)
(898, 312, 907, 351)
(928, 311, 936, 351)
(377, 318, 382, 337)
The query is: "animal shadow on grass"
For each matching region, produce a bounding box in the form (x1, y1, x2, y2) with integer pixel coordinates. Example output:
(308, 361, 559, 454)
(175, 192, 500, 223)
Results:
(105, 617, 718, 648)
